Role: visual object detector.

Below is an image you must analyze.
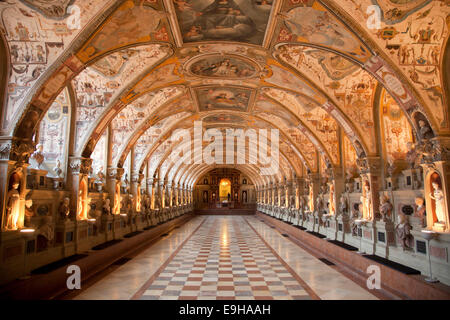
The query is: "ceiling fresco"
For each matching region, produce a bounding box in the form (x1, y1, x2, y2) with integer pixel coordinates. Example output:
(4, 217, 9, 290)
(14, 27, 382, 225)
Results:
(172, 0, 274, 45)
(1, 0, 449, 187)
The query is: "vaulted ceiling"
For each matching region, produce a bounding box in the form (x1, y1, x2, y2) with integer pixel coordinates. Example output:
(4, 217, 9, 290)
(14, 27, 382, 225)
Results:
(1, 0, 449, 188)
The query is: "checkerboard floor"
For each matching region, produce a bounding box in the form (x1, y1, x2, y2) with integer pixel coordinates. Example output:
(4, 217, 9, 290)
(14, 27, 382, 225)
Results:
(137, 216, 313, 300)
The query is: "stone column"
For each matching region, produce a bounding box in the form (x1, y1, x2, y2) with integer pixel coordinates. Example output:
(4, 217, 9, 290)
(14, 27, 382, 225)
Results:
(68, 157, 93, 221)
(0, 137, 34, 231)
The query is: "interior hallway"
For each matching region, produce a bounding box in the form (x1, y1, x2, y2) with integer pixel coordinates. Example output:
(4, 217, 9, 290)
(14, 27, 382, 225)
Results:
(70, 216, 378, 300)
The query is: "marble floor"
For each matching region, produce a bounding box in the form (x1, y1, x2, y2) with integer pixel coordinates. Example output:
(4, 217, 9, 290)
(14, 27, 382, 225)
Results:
(72, 216, 378, 300)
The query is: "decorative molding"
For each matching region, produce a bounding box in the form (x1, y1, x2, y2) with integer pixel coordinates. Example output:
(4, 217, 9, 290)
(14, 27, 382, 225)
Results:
(107, 167, 124, 180)
(21, 0, 72, 18)
(69, 157, 92, 175)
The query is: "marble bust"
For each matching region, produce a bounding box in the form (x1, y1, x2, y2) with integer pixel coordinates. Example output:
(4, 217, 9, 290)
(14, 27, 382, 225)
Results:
(31, 144, 45, 169)
(414, 197, 426, 227)
(58, 197, 71, 221)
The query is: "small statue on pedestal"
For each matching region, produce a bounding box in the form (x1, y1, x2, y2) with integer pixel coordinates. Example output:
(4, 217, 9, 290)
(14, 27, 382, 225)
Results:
(379, 194, 393, 222)
(5, 180, 21, 230)
(405, 142, 418, 169)
(430, 181, 446, 225)
(351, 204, 363, 236)
(121, 174, 130, 194)
(31, 144, 45, 169)
(395, 213, 414, 250)
(339, 195, 348, 216)
(102, 198, 111, 216)
(414, 197, 426, 227)
(58, 197, 71, 221)
(386, 157, 396, 178)
(360, 182, 373, 220)
(23, 193, 34, 227)
(96, 166, 105, 183)
(53, 159, 62, 177)
(38, 216, 54, 250)
(315, 195, 323, 215)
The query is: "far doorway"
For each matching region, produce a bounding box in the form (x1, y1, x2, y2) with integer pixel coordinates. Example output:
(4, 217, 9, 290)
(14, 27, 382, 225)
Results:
(219, 178, 231, 203)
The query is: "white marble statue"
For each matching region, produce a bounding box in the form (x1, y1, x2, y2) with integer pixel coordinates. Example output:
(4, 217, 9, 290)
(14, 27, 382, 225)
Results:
(31, 143, 45, 169)
(360, 182, 372, 220)
(430, 182, 446, 224)
(5, 181, 21, 230)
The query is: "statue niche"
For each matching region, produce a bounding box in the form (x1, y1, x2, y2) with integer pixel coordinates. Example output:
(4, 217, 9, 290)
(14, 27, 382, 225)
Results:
(427, 172, 448, 232)
(4, 171, 24, 231)
(360, 180, 373, 221)
(77, 178, 89, 220)
(113, 182, 121, 215)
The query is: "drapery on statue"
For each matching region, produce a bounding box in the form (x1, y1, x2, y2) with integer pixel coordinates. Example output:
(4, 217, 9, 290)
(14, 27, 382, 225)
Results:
(414, 197, 426, 227)
(58, 197, 71, 221)
(30, 143, 45, 169)
(396, 213, 414, 250)
(430, 181, 446, 225)
(360, 181, 372, 220)
(5, 179, 21, 230)
(379, 194, 393, 222)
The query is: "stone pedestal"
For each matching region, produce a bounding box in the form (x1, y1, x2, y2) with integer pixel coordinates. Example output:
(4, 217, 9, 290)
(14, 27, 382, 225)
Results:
(101, 215, 114, 242)
(375, 220, 395, 258)
(336, 214, 350, 242)
(401, 169, 423, 190)
(153, 208, 161, 224)
(361, 222, 376, 254)
(305, 212, 315, 231)
(326, 215, 338, 240)
(313, 212, 322, 233)
(112, 215, 124, 239)
(296, 210, 306, 227)
(55, 220, 76, 257)
(27, 168, 49, 189)
(385, 176, 397, 191)
(53, 177, 65, 190)
(75, 220, 90, 253)
(128, 213, 137, 232)
(0, 231, 28, 284)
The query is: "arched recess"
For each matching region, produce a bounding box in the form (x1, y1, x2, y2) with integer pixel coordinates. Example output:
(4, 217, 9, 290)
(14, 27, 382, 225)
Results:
(136, 119, 308, 183)
(151, 135, 293, 187)
(165, 146, 292, 188)
(442, 38, 450, 132)
(313, 0, 441, 135)
(0, 31, 10, 130)
(133, 112, 314, 173)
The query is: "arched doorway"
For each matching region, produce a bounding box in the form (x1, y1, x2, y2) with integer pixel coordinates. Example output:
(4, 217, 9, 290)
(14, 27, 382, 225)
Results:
(219, 178, 231, 203)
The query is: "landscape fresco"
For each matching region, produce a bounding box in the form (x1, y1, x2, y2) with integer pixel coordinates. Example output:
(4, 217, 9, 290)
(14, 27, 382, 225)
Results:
(173, 0, 274, 45)
(189, 55, 258, 78)
(196, 86, 252, 111)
